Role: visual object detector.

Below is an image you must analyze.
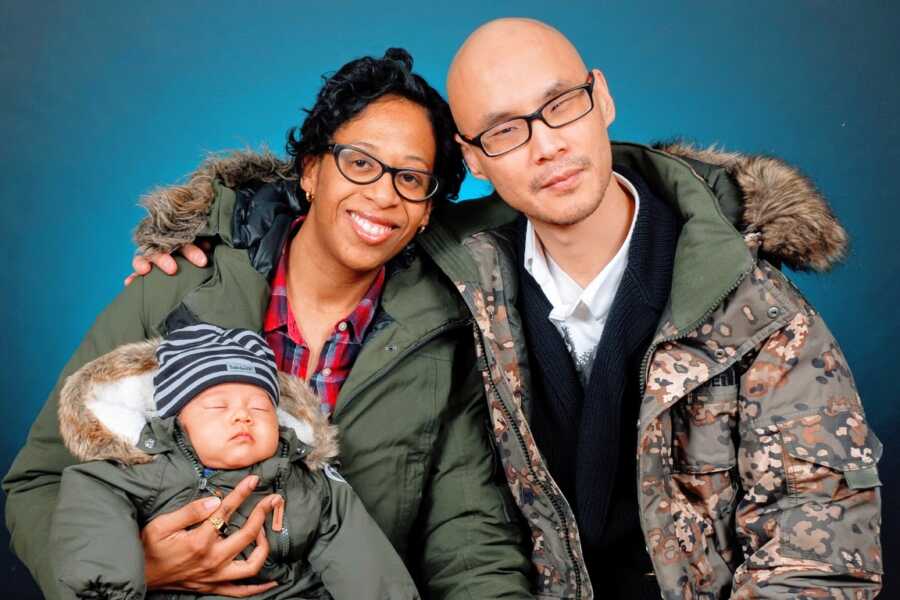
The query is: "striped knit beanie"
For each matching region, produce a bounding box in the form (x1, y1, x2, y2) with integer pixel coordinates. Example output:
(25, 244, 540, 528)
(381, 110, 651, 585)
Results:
(153, 324, 280, 418)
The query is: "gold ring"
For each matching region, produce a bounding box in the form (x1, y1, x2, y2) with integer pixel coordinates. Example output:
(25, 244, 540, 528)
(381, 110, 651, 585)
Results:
(207, 515, 228, 535)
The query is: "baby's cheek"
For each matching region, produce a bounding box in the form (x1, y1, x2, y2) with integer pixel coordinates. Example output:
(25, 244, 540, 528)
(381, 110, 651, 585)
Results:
(190, 426, 226, 464)
(260, 423, 280, 455)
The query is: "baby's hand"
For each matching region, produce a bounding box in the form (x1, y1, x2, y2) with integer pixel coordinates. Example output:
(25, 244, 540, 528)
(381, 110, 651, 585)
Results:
(271, 495, 285, 532)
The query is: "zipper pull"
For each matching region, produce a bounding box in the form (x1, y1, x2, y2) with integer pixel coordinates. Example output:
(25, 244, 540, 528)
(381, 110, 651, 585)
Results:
(279, 527, 290, 559)
(198, 478, 208, 491)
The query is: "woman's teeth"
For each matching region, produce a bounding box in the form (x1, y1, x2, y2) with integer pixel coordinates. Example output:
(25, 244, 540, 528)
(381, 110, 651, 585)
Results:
(350, 211, 393, 237)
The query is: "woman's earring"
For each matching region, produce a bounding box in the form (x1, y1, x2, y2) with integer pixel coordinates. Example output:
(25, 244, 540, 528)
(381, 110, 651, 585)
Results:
(417, 224, 427, 234)
(307, 191, 315, 203)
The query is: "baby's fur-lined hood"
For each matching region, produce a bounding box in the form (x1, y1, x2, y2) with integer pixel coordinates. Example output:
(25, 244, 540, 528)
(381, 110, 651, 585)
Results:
(59, 339, 338, 470)
(134, 144, 847, 272)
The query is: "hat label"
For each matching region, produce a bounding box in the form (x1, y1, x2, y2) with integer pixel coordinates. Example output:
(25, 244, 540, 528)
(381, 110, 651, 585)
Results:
(226, 360, 256, 374)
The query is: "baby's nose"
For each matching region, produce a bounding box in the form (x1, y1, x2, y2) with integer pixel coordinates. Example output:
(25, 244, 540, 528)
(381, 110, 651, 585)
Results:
(232, 407, 252, 422)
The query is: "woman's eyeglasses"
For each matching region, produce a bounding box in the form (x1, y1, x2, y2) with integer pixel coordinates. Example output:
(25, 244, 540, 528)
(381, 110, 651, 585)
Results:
(326, 144, 440, 202)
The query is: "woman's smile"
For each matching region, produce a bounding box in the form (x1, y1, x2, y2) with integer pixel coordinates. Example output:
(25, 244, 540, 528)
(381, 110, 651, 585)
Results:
(347, 209, 399, 245)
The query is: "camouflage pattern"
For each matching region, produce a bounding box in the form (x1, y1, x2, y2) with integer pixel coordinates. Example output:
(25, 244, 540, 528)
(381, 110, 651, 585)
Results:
(448, 235, 882, 598)
(457, 230, 593, 600)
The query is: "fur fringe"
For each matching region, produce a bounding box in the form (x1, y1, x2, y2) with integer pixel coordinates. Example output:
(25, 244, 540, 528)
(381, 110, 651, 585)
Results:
(657, 142, 848, 272)
(133, 149, 296, 256)
(59, 339, 336, 470)
(278, 373, 339, 470)
(59, 340, 160, 465)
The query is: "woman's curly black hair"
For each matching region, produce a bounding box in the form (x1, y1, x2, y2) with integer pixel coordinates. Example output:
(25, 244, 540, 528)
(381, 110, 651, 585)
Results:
(287, 48, 465, 203)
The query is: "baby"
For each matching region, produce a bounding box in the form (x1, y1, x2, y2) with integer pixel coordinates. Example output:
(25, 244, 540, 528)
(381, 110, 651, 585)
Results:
(51, 323, 419, 600)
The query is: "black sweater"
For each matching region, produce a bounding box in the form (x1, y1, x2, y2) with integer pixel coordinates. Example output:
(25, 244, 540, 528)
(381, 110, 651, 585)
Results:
(517, 166, 681, 597)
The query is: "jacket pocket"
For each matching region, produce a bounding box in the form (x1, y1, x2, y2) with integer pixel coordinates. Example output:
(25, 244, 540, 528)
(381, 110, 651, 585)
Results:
(668, 379, 742, 584)
(778, 411, 883, 497)
(672, 381, 739, 474)
(774, 408, 883, 574)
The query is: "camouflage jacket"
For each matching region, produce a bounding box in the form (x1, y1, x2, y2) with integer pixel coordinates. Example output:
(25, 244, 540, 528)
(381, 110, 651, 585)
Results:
(419, 142, 883, 599)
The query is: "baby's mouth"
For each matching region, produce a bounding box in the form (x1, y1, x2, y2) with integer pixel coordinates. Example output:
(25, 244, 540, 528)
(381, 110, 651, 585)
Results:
(230, 431, 254, 442)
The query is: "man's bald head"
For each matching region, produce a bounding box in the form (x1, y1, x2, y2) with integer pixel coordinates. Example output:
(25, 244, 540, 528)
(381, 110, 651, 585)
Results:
(446, 18, 618, 231)
(447, 18, 587, 131)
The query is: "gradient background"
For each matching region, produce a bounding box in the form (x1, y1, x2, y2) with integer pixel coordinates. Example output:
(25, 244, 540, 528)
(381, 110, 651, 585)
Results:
(2, 1, 897, 597)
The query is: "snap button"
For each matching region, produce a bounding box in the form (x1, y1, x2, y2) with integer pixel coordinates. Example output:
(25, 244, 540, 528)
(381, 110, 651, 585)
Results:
(144, 438, 155, 449)
(714, 349, 727, 361)
(337, 321, 348, 332)
(767, 306, 780, 319)
(385, 344, 398, 353)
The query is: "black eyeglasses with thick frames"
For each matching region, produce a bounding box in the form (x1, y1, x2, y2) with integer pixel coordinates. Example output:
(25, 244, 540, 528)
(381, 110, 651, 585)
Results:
(458, 73, 596, 157)
(325, 143, 440, 203)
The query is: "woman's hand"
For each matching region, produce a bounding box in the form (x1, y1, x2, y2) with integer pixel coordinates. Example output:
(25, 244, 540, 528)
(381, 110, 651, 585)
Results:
(141, 475, 283, 597)
(124, 242, 209, 286)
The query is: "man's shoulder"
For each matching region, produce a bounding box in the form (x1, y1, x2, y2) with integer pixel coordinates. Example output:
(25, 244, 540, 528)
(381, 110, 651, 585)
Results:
(430, 193, 519, 243)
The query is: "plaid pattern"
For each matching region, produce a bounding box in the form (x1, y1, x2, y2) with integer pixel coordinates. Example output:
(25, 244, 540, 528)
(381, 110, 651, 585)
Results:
(264, 217, 385, 415)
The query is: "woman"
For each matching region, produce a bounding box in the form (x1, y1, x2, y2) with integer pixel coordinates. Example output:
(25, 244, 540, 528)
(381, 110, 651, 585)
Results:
(4, 49, 532, 599)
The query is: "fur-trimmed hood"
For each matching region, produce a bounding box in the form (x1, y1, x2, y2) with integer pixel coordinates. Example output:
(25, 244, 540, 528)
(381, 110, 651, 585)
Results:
(133, 143, 847, 272)
(59, 339, 338, 470)
(655, 142, 847, 272)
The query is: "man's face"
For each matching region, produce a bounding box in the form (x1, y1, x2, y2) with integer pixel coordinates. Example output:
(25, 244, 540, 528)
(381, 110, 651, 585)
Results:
(178, 383, 280, 469)
(450, 30, 616, 227)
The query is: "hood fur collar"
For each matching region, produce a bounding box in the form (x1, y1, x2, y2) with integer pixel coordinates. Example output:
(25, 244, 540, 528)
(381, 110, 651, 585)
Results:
(134, 144, 847, 272)
(59, 339, 338, 470)
(656, 142, 847, 272)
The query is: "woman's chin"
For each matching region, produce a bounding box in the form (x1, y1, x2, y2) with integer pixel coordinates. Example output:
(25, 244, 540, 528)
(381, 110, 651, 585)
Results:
(338, 245, 401, 274)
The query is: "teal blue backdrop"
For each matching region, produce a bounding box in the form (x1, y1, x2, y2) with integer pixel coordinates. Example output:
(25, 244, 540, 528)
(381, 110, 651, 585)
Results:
(2, 1, 897, 596)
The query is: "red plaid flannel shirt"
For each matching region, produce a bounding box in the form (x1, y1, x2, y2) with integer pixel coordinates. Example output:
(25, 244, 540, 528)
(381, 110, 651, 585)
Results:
(264, 218, 385, 415)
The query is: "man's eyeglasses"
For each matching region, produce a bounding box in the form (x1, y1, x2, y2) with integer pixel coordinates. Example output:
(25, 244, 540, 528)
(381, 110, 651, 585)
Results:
(326, 144, 440, 202)
(459, 73, 595, 157)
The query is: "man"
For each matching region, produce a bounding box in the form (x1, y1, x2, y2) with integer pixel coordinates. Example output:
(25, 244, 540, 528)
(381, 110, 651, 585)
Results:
(11, 17, 882, 600)
(439, 18, 882, 598)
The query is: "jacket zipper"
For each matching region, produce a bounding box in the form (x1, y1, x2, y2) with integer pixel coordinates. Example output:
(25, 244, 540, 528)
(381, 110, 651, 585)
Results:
(634, 266, 751, 572)
(346, 314, 581, 594)
(637, 267, 752, 399)
(474, 327, 583, 600)
(273, 442, 290, 560)
(174, 427, 212, 493)
(635, 140, 756, 398)
(177, 428, 293, 562)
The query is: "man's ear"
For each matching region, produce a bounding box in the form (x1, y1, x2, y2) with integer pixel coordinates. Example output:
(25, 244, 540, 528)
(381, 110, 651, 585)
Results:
(300, 155, 321, 199)
(591, 68, 616, 127)
(455, 133, 489, 181)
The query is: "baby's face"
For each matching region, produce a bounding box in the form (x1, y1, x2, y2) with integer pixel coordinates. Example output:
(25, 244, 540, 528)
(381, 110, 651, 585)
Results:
(178, 383, 280, 469)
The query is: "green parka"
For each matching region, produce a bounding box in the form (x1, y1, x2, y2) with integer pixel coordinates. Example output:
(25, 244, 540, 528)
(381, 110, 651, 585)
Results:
(50, 337, 419, 600)
(3, 151, 532, 599)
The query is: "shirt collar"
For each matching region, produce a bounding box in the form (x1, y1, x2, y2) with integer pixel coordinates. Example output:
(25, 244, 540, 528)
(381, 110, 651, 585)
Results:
(342, 268, 385, 343)
(523, 171, 641, 322)
(264, 215, 386, 345)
